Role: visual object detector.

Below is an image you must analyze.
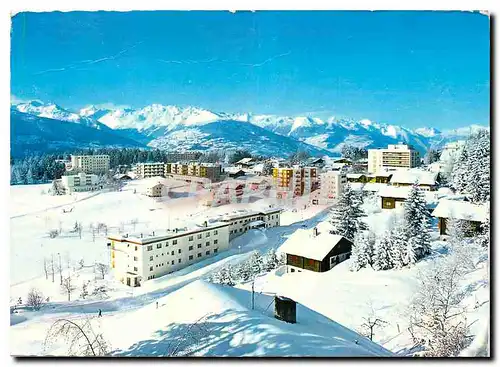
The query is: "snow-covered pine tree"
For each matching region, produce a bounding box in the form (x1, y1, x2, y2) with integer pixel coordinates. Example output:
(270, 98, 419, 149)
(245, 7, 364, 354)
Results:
(389, 225, 407, 269)
(350, 232, 369, 272)
(466, 130, 490, 204)
(405, 238, 417, 266)
(249, 251, 264, 276)
(238, 260, 253, 282)
(451, 140, 470, 194)
(476, 213, 490, 248)
(365, 231, 376, 267)
(373, 232, 393, 271)
(403, 183, 432, 260)
(330, 183, 367, 241)
(263, 249, 279, 272)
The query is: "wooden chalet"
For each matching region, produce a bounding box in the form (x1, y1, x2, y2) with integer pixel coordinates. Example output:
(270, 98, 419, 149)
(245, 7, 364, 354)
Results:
(431, 199, 489, 236)
(279, 224, 353, 273)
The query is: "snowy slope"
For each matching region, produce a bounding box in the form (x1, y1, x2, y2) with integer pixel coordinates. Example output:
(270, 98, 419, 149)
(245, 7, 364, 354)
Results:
(148, 120, 334, 157)
(108, 280, 393, 357)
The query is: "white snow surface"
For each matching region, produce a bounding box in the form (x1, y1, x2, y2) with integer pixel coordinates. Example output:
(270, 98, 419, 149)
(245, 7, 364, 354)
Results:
(9, 182, 489, 357)
(431, 199, 489, 222)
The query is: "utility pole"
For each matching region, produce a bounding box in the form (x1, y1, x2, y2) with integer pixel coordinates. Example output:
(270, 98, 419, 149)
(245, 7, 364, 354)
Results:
(58, 252, 62, 285)
(251, 280, 255, 310)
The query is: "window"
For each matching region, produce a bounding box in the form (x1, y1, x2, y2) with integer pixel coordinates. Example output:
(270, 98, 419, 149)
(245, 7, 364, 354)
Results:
(214, 230, 218, 235)
(188, 236, 193, 241)
(178, 259, 181, 263)
(173, 240, 177, 245)
(189, 246, 193, 251)
(206, 242, 210, 247)
(178, 249, 181, 254)
(134, 256, 138, 261)
(197, 244, 202, 248)
(214, 248, 218, 254)
(171, 251, 174, 255)
(147, 245, 153, 251)
(171, 260, 174, 265)
(214, 239, 218, 245)
(156, 254, 158, 258)
(189, 255, 194, 260)
(197, 234, 202, 239)
(157, 243, 162, 249)
(134, 267, 138, 272)
(149, 256, 153, 261)
(149, 266, 153, 271)
(206, 232, 210, 237)
(240, 228, 243, 232)
(206, 251, 210, 255)
(239, 220, 242, 224)
(197, 253, 202, 258)
(165, 242, 169, 247)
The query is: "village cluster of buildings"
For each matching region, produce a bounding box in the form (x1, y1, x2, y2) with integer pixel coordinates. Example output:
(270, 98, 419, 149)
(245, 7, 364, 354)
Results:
(135, 161, 223, 183)
(107, 207, 282, 286)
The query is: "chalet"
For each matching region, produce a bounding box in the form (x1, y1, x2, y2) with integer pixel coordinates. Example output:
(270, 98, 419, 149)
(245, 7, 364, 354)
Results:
(146, 183, 166, 197)
(364, 172, 392, 184)
(431, 199, 489, 236)
(305, 157, 325, 167)
(113, 173, 133, 181)
(225, 167, 246, 178)
(236, 157, 255, 169)
(346, 173, 367, 183)
(379, 186, 409, 210)
(333, 158, 352, 164)
(389, 170, 439, 191)
(278, 223, 352, 273)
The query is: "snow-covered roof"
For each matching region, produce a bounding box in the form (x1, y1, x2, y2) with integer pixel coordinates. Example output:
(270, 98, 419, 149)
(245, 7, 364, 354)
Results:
(248, 220, 265, 227)
(108, 221, 230, 244)
(236, 157, 254, 164)
(431, 199, 488, 222)
(251, 163, 264, 172)
(389, 170, 438, 186)
(378, 186, 410, 199)
(219, 208, 281, 221)
(225, 167, 245, 174)
(278, 226, 347, 261)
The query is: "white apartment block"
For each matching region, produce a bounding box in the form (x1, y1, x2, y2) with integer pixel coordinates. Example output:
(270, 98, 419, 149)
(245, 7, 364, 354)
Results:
(70, 155, 110, 174)
(314, 171, 347, 204)
(219, 208, 282, 240)
(135, 162, 166, 178)
(108, 221, 231, 286)
(368, 144, 420, 173)
(60, 172, 100, 194)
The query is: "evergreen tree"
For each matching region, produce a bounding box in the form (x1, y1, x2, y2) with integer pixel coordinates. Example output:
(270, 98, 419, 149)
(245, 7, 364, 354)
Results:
(476, 214, 490, 248)
(466, 130, 490, 203)
(26, 167, 34, 185)
(249, 251, 264, 276)
(263, 249, 279, 272)
(329, 184, 367, 241)
(350, 232, 369, 272)
(389, 225, 407, 269)
(403, 183, 432, 259)
(405, 238, 417, 266)
(373, 232, 393, 271)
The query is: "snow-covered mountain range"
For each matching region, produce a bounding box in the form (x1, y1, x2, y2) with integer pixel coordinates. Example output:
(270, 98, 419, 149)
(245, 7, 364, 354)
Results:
(10, 100, 489, 157)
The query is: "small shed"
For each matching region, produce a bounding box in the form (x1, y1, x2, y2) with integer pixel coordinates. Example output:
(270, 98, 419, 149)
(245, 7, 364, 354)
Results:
(379, 186, 409, 209)
(431, 199, 489, 236)
(274, 296, 296, 324)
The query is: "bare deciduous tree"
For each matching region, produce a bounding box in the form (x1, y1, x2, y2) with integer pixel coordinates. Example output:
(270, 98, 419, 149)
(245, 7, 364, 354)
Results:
(43, 257, 49, 280)
(95, 263, 109, 279)
(26, 288, 45, 311)
(48, 230, 59, 239)
(78, 259, 85, 270)
(44, 317, 109, 356)
(61, 276, 77, 301)
(359, 300, 387, 341)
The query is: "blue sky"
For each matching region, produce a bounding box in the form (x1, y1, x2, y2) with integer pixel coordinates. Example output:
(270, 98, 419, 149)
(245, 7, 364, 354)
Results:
(11, 11, 490, 129)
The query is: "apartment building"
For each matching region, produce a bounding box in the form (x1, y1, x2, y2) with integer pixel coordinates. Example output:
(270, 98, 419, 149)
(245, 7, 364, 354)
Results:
(219, 208, 282, 240)
(168, 162, 222, 182)
(146, 183, 166, 197)
(135, 162, 167, 178)
(60, 172, 100, 194)
(368, 144, 419, 173)
(108, 221, 230, 286)
(312, 171, 347, 204)
(69, 155, 110, 174)
(272, 166, 318, 197)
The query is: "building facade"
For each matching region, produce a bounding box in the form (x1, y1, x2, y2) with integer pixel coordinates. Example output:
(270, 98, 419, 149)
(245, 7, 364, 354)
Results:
(108, 221, 230, 286)
(312, 171, 347, 204)
(272, 166, 318, 198)
(70, 155, 110, 174)
(368, 144, 420, 173)
(146, 183, 166, 197)
(61, 172, 100, 194)
(135, 162, 167, 178)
